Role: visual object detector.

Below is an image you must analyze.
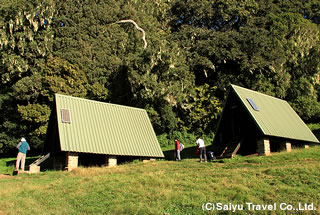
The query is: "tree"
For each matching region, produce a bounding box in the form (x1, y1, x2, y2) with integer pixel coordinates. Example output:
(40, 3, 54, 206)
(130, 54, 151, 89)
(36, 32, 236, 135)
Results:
(170, 0, 320, 121)
(11, 56, 88, 152)
(0, 0, 55, 154)
(0, 0, 319, 155)
(182, 84, 222, 133)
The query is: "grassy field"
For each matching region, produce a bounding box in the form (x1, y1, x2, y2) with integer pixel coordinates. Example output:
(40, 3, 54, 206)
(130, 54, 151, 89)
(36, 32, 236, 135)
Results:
(1, 146, 320, 214)
(0, 158, 16, 175)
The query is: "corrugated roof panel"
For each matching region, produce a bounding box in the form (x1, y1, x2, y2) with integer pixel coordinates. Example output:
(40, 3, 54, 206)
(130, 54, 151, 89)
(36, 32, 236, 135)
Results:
(232, 85, 319, 143)
(55, 94, 164, 157)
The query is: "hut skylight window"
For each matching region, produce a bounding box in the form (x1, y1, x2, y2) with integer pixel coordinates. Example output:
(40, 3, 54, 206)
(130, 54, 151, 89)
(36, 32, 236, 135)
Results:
(246, 98, 259, 111)
(61, 109, 71, 123)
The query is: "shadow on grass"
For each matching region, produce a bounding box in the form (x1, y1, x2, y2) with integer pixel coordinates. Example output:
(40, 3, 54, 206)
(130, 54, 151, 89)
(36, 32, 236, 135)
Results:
(163, 145, 216, 161)
(6, 156, 54, 174)
(6, 157, 39, 170)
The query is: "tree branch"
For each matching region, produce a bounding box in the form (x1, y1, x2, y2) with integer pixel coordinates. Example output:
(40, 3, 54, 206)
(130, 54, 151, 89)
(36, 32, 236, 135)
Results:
(117, 19, 147, 49)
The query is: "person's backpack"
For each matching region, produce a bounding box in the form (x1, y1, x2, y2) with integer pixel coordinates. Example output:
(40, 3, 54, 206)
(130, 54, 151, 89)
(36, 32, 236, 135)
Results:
(180, 143, 184, 151)
(207, 151, 216, 161)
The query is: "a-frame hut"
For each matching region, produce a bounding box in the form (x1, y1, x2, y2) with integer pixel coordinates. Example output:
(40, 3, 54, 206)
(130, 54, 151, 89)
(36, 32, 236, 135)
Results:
(40, 94, 164, 171)
(214, 84, 319, 158)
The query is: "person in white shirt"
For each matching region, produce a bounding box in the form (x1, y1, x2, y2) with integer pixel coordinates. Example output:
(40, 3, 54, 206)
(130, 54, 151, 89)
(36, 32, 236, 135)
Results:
(196, 136, 207, 162)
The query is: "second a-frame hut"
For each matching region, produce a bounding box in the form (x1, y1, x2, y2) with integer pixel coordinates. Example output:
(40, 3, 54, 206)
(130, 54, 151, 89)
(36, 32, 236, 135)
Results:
(214, 85, 319, 158)
(38, 94, 164, 171)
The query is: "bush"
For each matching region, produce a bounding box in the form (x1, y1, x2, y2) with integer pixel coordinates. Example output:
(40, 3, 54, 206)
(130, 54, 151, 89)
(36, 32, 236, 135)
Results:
(308, 123, 320, 141)
(157, 133, 171, 148)
(157, 131, 214, 149)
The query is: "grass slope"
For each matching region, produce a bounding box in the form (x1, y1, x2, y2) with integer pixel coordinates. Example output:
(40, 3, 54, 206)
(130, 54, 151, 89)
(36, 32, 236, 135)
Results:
(0, 158, 16, 175)
(1, 146, 320, 215)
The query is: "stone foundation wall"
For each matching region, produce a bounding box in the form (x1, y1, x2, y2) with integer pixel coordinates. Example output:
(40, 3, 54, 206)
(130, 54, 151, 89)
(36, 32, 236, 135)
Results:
(285, 142, 292, 152)
(29, 164, 40, 174)
(256, 138, 270, 156)
(280, 142, 292, 152)
(106, 156, 117, 167)
(142, 158, 156, 163)
(66, 152, 78, 171)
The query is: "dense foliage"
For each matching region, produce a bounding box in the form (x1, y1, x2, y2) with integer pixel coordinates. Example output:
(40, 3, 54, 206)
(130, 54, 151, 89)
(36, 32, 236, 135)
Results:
(0, 0, 319, 155)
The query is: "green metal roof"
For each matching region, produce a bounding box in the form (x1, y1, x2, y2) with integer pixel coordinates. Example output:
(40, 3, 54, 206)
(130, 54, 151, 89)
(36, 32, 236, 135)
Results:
(231, 84, 319, 143)
(54, 94, 164, 157)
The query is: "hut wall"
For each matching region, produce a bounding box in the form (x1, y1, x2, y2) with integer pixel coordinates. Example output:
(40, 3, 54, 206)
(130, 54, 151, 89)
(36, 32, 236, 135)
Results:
(257, 138, 271, 156)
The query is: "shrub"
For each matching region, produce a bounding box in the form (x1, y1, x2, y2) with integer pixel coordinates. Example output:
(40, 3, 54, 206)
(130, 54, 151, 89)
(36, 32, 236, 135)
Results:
(157, 131, 214, 149)
(308, 123, 320, 140)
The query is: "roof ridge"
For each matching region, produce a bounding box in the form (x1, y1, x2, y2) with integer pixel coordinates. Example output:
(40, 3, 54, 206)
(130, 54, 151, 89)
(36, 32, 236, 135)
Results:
(231, 84, 287, 103)
(55, 94, 145, 112)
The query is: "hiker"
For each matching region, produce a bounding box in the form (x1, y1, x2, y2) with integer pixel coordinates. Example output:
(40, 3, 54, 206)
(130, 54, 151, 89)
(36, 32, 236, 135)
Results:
(196, 136, 207, 162)
(15, 137, 30, 172)
(175, 138, 181, 161)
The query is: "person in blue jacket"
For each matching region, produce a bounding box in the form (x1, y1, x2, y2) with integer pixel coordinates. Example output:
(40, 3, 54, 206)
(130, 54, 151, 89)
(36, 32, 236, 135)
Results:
(15, 137, 30, 172)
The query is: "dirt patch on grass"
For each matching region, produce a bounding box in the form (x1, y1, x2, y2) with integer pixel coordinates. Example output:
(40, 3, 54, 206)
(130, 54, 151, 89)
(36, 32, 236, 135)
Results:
(0, 174, 12, 179)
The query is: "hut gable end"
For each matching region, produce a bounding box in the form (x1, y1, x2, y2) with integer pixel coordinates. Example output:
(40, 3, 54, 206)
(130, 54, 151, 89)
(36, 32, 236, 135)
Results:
(214, 84, 319, 158)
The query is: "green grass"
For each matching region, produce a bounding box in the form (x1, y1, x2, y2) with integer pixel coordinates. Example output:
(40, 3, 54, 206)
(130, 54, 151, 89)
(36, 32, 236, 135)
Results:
(1, 146, 320, 214)
(0, 158, 16, 175)
(0, 156, 40, 175)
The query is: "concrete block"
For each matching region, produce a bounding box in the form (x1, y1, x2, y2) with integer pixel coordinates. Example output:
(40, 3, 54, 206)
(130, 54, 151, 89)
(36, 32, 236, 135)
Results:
(106, 156, 117, 167)
(66, 152, 78, 171)
(142, 158, 156, 163)
(280, 142, 292, 152)
(29, 164, 40, 174)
